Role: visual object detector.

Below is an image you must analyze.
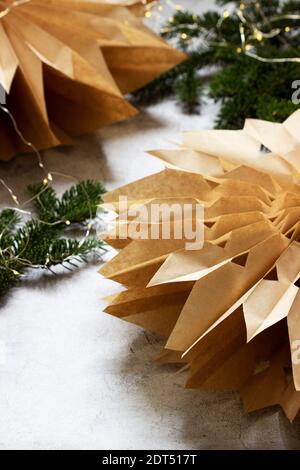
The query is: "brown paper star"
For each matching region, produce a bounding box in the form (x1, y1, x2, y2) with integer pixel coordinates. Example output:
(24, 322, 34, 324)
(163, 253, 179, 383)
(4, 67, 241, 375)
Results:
(100, 110, 300, 420)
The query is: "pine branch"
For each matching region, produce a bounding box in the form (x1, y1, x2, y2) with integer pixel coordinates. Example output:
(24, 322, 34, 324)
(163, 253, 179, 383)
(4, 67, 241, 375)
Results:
(0, 269, 19, 298)
(174, 67, 203, 113)
(0, 180, 106, 300)
(59, 180, 105, 222)
(0, 209, 20, 231)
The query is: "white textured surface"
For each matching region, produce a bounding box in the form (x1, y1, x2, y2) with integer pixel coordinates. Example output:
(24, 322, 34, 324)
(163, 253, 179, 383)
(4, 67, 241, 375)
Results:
(0, 0, 300, 450)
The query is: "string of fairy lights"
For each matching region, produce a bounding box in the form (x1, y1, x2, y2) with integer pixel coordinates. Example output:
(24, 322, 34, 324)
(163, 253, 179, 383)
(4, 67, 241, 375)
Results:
(144, 0, 300, 63)
(0, 102, 97, 277)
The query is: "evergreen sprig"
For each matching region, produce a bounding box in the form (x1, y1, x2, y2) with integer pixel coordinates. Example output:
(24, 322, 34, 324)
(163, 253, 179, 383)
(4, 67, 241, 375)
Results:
(0, 180, 106, 300)
(134, 0, 300, 128)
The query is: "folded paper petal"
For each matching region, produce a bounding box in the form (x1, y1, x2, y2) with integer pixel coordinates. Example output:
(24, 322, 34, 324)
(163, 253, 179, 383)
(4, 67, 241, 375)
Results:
(101, 110, 300, 420)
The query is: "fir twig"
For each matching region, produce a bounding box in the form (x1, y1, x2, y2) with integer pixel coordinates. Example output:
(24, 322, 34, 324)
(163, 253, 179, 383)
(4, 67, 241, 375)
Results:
(0, 180, 106, 300)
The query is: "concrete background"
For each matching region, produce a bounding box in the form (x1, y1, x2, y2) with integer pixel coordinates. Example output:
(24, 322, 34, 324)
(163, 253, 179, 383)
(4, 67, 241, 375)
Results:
(0, 0, 300, 450)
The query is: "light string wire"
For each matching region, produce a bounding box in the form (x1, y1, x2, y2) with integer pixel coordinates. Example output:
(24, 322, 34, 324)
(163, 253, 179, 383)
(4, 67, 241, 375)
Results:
(0, 102, 102, 277)
(145, 0, 300, 64)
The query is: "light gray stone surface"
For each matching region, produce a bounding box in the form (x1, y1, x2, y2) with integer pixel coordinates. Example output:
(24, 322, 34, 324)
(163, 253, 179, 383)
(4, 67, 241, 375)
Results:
(0, 0, 299, 450)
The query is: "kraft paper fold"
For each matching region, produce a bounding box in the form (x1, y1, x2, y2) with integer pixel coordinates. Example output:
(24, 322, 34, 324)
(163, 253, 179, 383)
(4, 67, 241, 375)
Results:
(0, 0, 185, 160)
(100, 110, 300, 420)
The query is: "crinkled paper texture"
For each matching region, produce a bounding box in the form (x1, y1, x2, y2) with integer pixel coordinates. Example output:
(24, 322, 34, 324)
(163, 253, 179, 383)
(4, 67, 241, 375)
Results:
(100, 110, 300, 421)
(0, 0, 184, 160)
